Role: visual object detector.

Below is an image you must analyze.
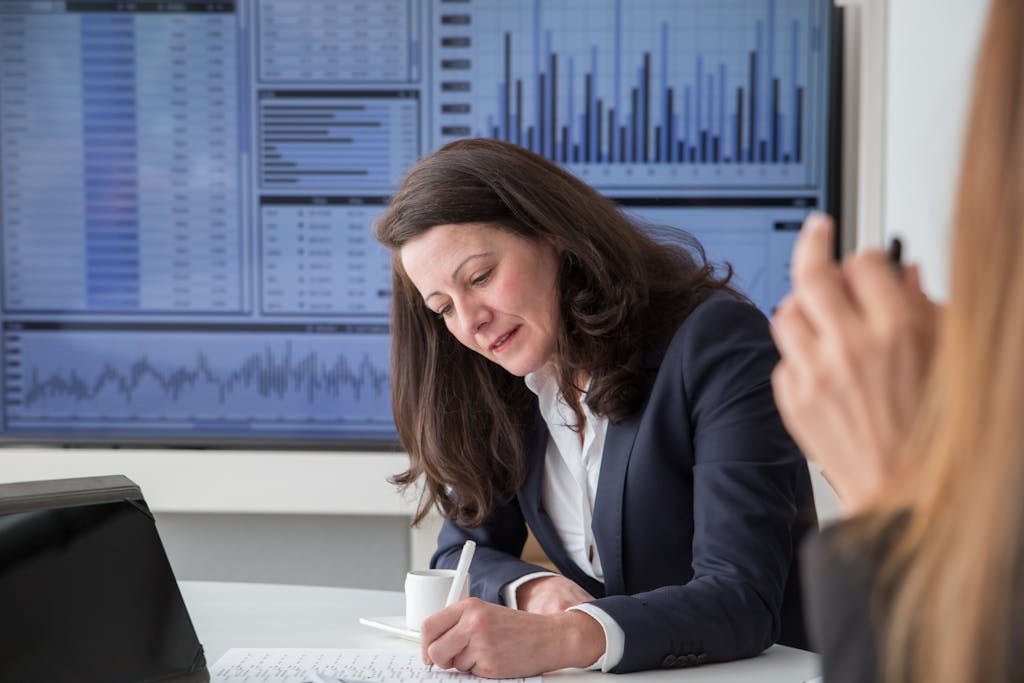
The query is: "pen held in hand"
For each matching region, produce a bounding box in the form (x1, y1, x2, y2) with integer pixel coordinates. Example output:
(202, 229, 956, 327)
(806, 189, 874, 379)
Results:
(445, 540, 475, 607)
(426, 540, 475, 672)
(888, 237, 904, 277)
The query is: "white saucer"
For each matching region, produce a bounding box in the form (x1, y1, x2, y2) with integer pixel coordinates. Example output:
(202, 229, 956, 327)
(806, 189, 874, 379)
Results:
(358, 615, 422, 642)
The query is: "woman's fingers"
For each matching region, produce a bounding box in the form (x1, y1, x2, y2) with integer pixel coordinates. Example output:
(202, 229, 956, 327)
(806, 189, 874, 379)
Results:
(419, 599, 602, 678)
(771, 295, 817, 362)
(842, 249, 925, 350)
(903, 263, 923, 295)
(421, 599, 473, 668)
(789, 213, 859, 338)
(772, 217, 939, 513)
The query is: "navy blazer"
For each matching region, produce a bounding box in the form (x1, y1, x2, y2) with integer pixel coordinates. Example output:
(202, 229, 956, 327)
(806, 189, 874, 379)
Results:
(433, 292, 817, 672)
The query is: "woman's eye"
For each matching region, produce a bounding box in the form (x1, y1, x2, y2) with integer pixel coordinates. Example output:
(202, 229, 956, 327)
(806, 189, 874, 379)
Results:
(472, 270, 491, 286)
(437, 304, 453, 318)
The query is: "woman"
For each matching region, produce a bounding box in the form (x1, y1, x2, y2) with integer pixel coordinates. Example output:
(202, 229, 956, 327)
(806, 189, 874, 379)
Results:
(374, 138, 816, 678)
(771, 1, 1024, 680)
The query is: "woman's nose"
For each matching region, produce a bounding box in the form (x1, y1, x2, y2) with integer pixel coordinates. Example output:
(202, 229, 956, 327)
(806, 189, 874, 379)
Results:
(458, 300, 490, 338)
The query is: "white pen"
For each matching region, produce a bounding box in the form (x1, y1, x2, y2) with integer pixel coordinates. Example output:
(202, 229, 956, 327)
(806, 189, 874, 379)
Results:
(427, 539, 476, 672)
(445, 540, 476, 607)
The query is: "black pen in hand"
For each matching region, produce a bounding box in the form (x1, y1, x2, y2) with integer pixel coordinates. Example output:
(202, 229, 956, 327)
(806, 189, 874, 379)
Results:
(888, 237, 904, 277)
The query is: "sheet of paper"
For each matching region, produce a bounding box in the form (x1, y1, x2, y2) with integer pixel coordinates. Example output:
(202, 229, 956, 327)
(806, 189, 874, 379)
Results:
(211, 648, 543, 683)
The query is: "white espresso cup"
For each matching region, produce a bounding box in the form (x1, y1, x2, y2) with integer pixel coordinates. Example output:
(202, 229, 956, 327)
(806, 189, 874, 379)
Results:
(404, 568, 470, 631)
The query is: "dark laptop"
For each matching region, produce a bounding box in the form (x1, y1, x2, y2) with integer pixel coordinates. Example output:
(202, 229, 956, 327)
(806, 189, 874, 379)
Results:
(0, 475, 207, 682)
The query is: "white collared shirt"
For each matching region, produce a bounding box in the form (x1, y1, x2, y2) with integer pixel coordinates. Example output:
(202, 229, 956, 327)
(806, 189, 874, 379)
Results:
(527, 363, 606, 579)
(498, 364, 624, 671)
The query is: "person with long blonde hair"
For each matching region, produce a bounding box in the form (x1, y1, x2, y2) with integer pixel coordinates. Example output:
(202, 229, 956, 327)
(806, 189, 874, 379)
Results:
(771, 0, 1024, 680)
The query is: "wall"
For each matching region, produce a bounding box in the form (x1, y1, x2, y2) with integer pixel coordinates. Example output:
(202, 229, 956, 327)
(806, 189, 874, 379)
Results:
(0, 448, 422, 589)
(156, 512, 410, 590)
(806, 0, 990, 524)
(883, 0, 989, 299)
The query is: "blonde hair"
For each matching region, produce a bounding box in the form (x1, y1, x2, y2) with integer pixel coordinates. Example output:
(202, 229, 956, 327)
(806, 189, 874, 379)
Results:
(863, 0, 1024, 679)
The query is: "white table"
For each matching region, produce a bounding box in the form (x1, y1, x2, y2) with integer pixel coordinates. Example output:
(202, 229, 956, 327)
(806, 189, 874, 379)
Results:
(180, 581, 820, 682)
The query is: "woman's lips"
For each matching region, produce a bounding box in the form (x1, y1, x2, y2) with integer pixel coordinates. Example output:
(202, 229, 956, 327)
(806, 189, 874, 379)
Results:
(490, 326, 520, 352)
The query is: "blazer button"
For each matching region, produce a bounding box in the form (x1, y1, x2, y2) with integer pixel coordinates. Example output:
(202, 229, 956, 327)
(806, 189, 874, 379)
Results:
(661, 654, 677, 667)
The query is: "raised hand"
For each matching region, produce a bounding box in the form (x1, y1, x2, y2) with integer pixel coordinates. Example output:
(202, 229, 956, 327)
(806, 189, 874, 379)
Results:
(771, 213, 938, 514)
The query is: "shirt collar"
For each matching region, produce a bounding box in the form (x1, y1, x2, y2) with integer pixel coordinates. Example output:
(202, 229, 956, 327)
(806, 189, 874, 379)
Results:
(524, 362, 558, 397)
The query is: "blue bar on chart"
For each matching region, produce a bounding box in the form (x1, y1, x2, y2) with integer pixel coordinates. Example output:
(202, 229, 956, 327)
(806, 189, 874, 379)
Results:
(81, 13, 140, 310)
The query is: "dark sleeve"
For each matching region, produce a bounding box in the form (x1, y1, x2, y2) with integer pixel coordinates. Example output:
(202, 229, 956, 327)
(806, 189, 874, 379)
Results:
(802, 522, 887, 683)
(431, 495, 550, 605)
(591, 296, 816, 671)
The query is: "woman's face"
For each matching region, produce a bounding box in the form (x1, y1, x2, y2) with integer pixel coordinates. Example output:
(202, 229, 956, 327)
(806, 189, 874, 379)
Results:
(399, 222, 562, 377)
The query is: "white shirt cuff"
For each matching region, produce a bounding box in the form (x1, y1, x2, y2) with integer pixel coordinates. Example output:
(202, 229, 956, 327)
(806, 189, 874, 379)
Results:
(499, 571, 558, 609)
(567, 603, 624, 672)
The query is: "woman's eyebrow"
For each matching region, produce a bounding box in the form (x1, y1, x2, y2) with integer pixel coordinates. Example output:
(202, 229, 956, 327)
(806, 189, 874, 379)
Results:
(424, 252, 492, 304)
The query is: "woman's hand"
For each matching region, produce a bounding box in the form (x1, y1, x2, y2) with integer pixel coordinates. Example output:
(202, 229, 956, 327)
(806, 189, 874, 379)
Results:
(420, 598, 605, 678)
(770, 214, 938, 514)
(515, 575, 595, 614)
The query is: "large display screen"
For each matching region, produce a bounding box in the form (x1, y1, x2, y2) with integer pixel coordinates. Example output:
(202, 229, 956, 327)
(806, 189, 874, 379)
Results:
(0, 0, 839, 446)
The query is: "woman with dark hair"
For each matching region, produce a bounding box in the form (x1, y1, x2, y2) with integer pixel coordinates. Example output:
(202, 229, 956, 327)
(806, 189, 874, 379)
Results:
(374, 138, 816, 678)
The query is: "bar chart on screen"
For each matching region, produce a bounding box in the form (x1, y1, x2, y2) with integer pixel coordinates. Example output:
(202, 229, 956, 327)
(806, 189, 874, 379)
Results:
(0, 0, 836, 445)
(432, 0, 830, 192)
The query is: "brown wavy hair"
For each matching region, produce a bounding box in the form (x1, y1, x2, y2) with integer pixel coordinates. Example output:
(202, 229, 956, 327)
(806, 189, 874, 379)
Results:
(375, 138, 739, 526)
(853, 1, 1024, 680)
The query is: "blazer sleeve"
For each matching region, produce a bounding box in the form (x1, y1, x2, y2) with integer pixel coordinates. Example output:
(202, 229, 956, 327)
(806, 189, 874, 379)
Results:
(432, 494, 550, 605)
(590, 296, 813, 671)
(802, 519, 899, 683)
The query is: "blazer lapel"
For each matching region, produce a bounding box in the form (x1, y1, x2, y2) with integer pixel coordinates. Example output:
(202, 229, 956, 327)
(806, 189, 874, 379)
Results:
(518, 407, 606, 597)
(591, 411, 642, 596)
(518, 407, 548, 515)
(592, 346, 663, 596)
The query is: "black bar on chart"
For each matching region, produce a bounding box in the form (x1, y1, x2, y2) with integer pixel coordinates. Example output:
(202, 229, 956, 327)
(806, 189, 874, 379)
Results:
(666, 87, 674, 162)
(736, 87, 744, 163)
(516, 79, 523, 145)
(584, 74, 592, 163)
(550, 53, 557, 159)
(643, 52, 650, 163)
(772, 78, 780, 162)
(748, 51, 757, 162)
(504, 33, 511, 141)
(631, 87, 638, 162)
(796, 87, 804, 162)
(539, 73, 546, 156)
